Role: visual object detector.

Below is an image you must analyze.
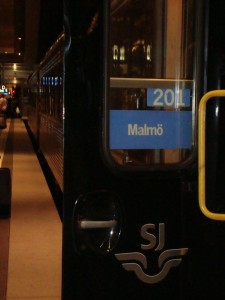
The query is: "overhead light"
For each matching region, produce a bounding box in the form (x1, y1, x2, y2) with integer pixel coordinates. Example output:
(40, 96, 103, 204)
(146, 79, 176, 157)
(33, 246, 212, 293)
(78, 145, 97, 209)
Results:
(18, 37, 22, 40)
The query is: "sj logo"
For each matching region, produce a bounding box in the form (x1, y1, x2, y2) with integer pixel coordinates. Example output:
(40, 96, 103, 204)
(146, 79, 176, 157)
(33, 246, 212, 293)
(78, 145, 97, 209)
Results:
(115, 223, 188, 284)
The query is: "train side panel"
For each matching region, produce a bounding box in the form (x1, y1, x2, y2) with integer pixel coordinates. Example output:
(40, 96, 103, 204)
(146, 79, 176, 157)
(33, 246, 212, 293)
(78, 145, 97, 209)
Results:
(62, 0, 225, 299)
(27, 34, 64, 191)
(27, 70, 39, 142)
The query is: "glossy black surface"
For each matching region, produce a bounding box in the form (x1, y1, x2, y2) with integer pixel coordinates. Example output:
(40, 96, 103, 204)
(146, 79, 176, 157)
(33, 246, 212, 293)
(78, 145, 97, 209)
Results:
(62, 0, 225, 299)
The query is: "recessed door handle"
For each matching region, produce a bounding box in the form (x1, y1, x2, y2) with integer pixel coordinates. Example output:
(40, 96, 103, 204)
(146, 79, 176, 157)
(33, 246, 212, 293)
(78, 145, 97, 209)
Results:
(78, 220, 118, 229)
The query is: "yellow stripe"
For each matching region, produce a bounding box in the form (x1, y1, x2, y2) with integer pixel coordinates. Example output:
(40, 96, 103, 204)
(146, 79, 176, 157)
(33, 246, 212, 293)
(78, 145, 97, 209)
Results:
(198, 90, 225, 221)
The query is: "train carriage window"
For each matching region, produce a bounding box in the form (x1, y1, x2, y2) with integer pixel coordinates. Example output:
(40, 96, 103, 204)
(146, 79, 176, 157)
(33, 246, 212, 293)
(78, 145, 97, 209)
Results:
(104, 0, 200, 170)
(39, 43, 64, 121)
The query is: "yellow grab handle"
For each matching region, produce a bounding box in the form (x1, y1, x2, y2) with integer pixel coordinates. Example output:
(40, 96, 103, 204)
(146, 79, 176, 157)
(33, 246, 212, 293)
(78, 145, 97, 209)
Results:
(198, 90, 225, 221)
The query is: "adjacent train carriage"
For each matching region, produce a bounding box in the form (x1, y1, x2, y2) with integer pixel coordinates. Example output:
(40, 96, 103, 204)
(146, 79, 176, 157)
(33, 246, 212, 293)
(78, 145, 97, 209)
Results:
(27, 33, 64, 191)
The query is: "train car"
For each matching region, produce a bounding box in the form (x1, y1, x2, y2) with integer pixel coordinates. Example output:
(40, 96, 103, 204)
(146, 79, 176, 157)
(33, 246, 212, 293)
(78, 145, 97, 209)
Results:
(27, 69, 39, 141)
(27, 33, 64, 191)
(62, 0, 225, 299)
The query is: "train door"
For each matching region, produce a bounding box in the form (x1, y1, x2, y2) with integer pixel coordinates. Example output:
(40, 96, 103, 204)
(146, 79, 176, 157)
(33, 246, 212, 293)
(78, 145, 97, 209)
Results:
(63, 0, 225, 299)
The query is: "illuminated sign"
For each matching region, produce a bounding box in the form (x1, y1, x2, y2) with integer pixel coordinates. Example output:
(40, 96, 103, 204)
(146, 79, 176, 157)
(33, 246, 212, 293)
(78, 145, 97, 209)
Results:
(109, 79, 194, 152)
(0, 85, 9, 94)
(147, 88, 191, 108)
(110, 110, 192, 149)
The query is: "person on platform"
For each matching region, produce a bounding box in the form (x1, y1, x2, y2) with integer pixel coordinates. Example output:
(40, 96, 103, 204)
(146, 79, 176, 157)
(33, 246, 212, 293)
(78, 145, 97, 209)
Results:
(0, 94, 8, 114)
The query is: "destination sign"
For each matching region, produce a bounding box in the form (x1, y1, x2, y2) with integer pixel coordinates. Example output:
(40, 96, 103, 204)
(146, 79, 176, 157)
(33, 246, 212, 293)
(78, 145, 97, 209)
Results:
(110, 110, 192, 150)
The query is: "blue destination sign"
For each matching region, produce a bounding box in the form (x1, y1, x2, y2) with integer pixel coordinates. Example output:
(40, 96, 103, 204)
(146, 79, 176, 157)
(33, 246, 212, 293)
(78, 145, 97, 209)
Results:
(110, 110, 192, 149)
(147, 88, 191, 107)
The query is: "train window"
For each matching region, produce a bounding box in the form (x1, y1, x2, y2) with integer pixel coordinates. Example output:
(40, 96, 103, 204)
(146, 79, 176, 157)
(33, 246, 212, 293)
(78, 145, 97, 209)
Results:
(104, 0, 201, 170)
(39, 65, 63, 121)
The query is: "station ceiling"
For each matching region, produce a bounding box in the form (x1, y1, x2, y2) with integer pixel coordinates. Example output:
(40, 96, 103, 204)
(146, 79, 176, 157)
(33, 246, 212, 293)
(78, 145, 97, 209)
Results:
(0, 0, 63, 87)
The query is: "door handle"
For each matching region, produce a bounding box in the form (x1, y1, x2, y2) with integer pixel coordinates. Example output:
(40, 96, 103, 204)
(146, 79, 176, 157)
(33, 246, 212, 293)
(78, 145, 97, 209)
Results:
(78, 220, 117, 229)
(73, 190, 122, 254)
(198, 90, 225, 220)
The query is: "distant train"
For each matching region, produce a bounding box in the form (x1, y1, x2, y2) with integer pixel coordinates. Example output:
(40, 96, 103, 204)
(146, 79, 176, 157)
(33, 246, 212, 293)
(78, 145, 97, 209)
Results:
(27, 33, 64, 191)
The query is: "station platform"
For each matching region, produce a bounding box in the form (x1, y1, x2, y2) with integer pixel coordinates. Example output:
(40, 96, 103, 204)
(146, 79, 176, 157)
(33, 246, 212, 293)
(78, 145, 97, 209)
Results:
(0, 118, 62, 300)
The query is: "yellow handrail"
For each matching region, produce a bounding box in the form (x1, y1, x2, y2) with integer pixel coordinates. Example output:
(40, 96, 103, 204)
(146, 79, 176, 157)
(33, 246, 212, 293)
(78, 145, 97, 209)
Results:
(198, 90, 225, 221)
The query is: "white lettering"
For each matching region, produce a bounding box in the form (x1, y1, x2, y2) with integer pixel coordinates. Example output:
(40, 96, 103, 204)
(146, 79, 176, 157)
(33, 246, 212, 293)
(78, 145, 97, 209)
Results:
(128, 124, 164, 136)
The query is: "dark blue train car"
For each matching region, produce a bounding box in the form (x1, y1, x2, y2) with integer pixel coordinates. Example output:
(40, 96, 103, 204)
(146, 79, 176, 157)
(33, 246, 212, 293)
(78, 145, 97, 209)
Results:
(62, 0, 225, 299)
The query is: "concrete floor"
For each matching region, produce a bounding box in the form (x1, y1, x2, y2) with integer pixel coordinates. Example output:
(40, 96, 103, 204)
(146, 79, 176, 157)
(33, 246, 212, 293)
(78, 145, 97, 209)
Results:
(1, 119, 62, 300)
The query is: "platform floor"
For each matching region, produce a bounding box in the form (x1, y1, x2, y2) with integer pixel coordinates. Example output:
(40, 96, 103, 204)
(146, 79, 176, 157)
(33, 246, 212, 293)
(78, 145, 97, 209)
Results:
(0, 118, 62, 300)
